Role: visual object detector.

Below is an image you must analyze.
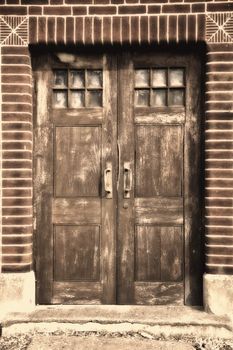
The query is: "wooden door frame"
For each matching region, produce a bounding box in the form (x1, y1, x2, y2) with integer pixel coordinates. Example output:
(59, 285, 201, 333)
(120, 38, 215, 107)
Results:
(33, 46, 204, 305)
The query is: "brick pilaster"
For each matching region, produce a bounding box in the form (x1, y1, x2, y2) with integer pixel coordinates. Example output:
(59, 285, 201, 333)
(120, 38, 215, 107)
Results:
(205, 44, 233, 274)
(0, 15, 33, 273)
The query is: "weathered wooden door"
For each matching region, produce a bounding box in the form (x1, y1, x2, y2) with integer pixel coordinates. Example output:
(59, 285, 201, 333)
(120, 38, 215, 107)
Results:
(34, 50, 202, 305)
(34, 53, 117, 304)
(117, 52, 202, 305)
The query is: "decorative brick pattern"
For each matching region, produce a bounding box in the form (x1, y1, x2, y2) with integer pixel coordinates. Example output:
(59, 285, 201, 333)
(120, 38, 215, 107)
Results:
(205, 44, 233, 274)
(206, 12, 233, 42)
(0, 16, 28, 46)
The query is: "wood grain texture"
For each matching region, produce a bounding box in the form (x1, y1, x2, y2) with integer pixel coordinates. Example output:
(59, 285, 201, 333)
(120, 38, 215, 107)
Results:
(135, 197, 183, 225)
(55, 126, 101, 197)
(54, 225, 100, 281)
(52, 282, 102, 304)
(52, 198, 101, 224)
(134, 282, 183, 305)
(135, 226, 183, 282)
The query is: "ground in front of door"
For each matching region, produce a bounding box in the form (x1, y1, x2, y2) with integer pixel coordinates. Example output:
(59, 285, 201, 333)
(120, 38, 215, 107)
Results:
(1, 332, 233, 350)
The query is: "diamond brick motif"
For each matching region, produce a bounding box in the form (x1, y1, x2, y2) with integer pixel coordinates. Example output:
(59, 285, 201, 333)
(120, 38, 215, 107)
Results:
(206, 13, 233, 43)
(0, 16, 28, 46)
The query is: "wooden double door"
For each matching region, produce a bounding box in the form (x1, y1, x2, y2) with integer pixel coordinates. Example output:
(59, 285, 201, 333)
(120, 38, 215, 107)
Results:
(34, 50, 203, 305)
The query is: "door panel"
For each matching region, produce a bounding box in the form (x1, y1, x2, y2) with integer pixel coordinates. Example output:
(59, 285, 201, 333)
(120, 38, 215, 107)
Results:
(55, 126, 101, 197)
(34, 53, 117, 304)
(117, 52, 202, 305)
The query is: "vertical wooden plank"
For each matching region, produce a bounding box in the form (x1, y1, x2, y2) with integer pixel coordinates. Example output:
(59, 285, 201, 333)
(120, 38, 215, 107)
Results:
(184, 53, 203, 305)
(101, 55, 117, 304)
(161, 226, 183, 282)
(117, 53, 135, 304)
(160, 126, 183, 197)
(135, 126, 160, 197)
(33, 57, 53, 304)
(135, 226, 161, 281)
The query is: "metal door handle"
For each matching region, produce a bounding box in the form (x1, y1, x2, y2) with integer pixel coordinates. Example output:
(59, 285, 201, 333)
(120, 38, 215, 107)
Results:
(124, 162, 132, 198)
(104, 162, 112, 198)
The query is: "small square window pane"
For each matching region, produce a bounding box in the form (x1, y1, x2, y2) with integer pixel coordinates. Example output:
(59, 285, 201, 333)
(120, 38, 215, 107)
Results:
(54, 70, 67, 87)
(70, 90, 85, 108)
(152, 69, 167, 87)
(87, 90, 102, 107)
(135, 89, 150, 106)
(70, 70, 85, 88)
(135, 69, 150, 87)
(87, 70, 102, 88)
(169, 68, 184, 87)
(169, 89, 185, 106)
(152, 89, 167, 107)
(53, 90, 67, 108)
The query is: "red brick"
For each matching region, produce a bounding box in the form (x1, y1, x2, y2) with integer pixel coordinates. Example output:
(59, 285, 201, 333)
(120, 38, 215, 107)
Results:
(192, 3, 205, 13)
(187, 15, 196, 42)
(2, 47, 29, 55)
(66, 17, 75, 44)
(207, 3, 233, 11)
(2, 236, 32, 246)
(28, 6, 42, 15)
(38, 17, 46, 43)
(22, 0, 48, 3)
(111, 0, 123, 3)
(122, 17, 130, 44)
(178, 15, 186, 42)
(94, 0, 110, 3)
(168, 15, 177, 42)
(149, 16, 158, 43)
(72, 6, 87, 15)
(43, 6, 71, 15)
(118, 5, 146, 14)
(162, 4, 190, 13)
(2, 245, 32, 256)
(66, 0, 91, 3)
(112, 17, 121, 44)
(84, 17, 93, 44)
(50, 0, 63, 3)
(0, 6, 27, 15)
(197, 14, 205, 41)
(103, 17, 111, 44)
(6, 0, 20, 3)
(48, 17, 56, 44)
(2, 198, 32, 209)
(57, 17, 65, 44)
(75, 17, 84, 44)
(131, 16, 139, 44)
(147, 5, 161, 14)
(89, 6, 116, 15)
(159, 16, 167, 42)
(140, 16, 149, 44)
(29, 17, 38, 45)
(2, 265, 32, 273)
(126, 0, 139, 3)
(93, 17, 102, 45)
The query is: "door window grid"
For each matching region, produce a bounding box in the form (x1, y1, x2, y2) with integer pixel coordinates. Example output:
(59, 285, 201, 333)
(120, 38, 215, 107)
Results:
(134, 68, 185, 107)
(53, 69, 103, 108)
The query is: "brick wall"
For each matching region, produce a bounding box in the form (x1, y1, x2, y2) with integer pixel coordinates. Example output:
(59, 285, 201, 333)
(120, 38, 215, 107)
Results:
(0, 1, 233, 276)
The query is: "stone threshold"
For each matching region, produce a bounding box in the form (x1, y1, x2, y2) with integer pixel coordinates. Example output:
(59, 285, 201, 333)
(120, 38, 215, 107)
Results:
(1, 305, 232, 339)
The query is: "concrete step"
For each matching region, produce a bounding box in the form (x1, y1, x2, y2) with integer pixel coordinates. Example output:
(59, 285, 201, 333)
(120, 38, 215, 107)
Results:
(1, 306, 232, 339)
